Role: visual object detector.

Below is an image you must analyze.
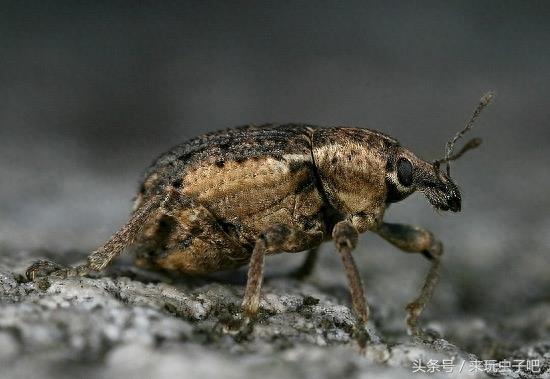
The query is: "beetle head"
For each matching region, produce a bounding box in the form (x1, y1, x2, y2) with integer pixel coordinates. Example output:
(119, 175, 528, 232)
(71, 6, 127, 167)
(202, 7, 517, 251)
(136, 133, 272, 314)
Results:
(385, 91, 494, 212)
(385, 149, 462, 212)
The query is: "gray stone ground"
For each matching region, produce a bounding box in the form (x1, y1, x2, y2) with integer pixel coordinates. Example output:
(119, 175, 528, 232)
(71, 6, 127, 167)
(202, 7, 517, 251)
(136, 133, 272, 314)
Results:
(1, 243, 548, 379)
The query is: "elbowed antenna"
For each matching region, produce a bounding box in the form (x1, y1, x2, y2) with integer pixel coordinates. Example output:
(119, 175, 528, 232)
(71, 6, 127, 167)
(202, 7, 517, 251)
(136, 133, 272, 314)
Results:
(434, 91, 495, 176)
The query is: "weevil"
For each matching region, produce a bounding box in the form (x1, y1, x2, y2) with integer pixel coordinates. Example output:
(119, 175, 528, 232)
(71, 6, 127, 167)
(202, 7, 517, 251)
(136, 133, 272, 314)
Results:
(26, 93, 494, 340)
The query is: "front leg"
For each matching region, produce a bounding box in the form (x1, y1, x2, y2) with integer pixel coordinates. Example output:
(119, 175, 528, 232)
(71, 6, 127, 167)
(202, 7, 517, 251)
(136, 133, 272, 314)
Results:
(374, 222, 443, 337)
(332, 221, 368, 324)
(332, 220, 379, 347)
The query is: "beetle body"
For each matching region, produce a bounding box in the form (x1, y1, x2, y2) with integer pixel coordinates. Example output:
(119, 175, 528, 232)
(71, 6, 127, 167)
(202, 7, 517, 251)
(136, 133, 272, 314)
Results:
(134, 125, 323, 274)
(132, 124, 459, 276)
(27, 111, 487, 339)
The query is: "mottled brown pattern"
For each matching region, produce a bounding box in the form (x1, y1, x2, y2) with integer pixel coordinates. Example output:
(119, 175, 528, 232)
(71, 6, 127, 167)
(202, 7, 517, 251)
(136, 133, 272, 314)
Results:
(131, 126, 327, 274)
(138, 124, 313, 199)
(130, 125, 458, 275)
(132, 126, 410, 273)
(312, 127, 398, 232)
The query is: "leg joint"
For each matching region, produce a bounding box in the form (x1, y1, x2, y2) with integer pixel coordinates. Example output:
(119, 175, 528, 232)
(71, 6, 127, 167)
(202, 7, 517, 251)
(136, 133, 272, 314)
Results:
(258, 224, 292, 251)
(332, 221, 359, 251)
(422, 234, 443, 260)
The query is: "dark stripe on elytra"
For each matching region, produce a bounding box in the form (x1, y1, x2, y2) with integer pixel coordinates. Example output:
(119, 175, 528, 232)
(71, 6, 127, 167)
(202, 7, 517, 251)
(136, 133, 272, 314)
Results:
(146, 125, 312, 177)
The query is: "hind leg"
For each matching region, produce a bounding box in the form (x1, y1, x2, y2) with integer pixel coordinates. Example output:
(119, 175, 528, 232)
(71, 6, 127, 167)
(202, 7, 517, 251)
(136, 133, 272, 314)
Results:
(26, 192, 168, 280)
(26, 189, 188, 280)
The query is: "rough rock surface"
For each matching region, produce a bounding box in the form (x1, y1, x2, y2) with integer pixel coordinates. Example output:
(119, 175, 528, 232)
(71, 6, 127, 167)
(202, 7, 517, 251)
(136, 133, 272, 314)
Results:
(1, 247, 548, 379)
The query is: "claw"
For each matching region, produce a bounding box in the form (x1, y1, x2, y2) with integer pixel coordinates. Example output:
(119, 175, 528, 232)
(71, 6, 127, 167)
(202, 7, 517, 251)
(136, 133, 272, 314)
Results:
(25, 259, 65, 281)
(354, 322, 381, 349)
(220, 312, 254, 341)
(25, 260, 91, 281)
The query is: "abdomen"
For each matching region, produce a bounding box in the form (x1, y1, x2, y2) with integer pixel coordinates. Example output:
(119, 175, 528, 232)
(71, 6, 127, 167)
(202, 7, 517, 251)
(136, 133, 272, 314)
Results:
(133, 125, 328, 274)
(180, 152, 327, 247)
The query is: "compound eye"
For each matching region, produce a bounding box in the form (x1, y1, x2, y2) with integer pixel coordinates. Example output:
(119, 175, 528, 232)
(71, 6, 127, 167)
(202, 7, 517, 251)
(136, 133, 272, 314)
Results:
(396, 158, 413, 187)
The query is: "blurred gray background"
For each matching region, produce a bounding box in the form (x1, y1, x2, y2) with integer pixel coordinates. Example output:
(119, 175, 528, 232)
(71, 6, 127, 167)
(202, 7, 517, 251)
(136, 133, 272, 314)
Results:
(1, 1, 549, 319)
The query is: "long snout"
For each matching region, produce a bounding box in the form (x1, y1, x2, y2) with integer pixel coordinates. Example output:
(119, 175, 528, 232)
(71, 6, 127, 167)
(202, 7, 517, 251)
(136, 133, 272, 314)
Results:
(415, 163, 462, 212)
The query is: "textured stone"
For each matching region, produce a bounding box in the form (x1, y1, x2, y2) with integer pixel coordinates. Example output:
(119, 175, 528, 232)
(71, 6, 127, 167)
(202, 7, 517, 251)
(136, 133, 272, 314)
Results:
(0, 248, 548, 379)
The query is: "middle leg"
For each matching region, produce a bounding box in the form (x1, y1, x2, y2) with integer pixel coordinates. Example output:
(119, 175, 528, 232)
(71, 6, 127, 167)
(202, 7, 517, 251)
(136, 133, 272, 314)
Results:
(332, 220, 380, 348)
(241, 225, 322, 317)
(289, 247, 319, 279)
